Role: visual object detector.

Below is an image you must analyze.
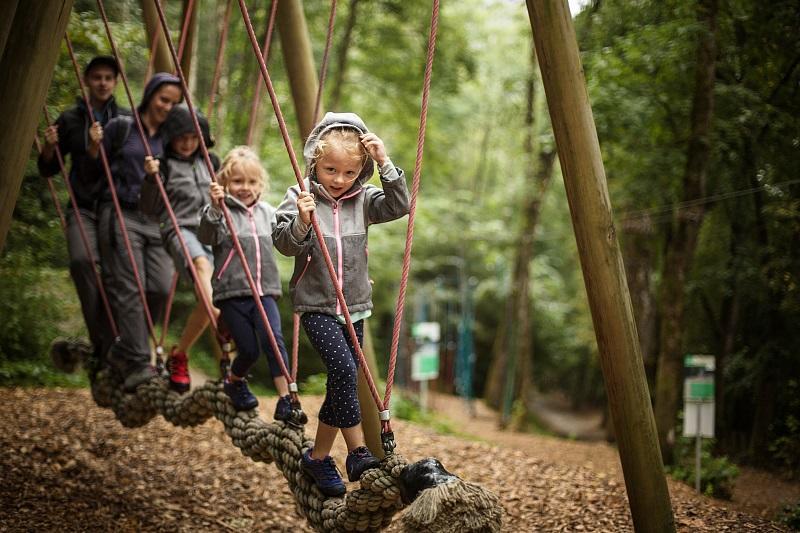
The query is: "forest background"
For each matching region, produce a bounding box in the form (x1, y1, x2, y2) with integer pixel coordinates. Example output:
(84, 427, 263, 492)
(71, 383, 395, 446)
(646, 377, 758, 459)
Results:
(1, 0, 798, 484)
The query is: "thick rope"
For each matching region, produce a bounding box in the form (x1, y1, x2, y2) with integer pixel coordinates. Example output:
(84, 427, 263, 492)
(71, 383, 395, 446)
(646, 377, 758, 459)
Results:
(245, 0, 279, 147)
(36, 110, 119, 339)
(85, 365, 500, 533)
(384, 0, 440, 411)
(145, 0, 298, 394)
(92, 1, 222, 342)
(176, 0, 197, 65)
(64, 34, 160, 349)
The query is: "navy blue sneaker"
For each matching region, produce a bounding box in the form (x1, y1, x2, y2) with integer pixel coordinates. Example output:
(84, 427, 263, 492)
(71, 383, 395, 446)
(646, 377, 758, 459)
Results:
(345, 446, 381, 482)
(274, 394, 292, 421)
(301, 449, 346, 497)
(224, 378, 259, 411)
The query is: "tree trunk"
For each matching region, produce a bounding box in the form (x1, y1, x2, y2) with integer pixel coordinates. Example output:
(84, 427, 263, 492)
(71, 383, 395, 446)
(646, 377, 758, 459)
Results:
(620, 219, 658, 380)
(276, 0, 320, 141)
(526, 1, 675, 531)
(141, 0, 174, 74)
(329, 0, 360, 110)
(0, 0, 74, 253)
(0, 2, 19, 57)
(357, 320, 384, 459)
(654, 0, 717, 465)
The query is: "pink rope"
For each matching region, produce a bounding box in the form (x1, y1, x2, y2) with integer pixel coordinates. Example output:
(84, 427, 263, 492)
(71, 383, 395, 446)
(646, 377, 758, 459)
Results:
(65, 34, 159, 348)
(311, 0, 338, 126)
(384, 0, 440, 410)
(237, 0, 384, 410)
(37, 111, 120, 340)
(147, 0, 297, 389)
(207, 0, 233, 121)
(245, 0, 279, 146)
(93, 0, 221, 342)
(176, 0, 197, 65)
(34, 136, 67, 231)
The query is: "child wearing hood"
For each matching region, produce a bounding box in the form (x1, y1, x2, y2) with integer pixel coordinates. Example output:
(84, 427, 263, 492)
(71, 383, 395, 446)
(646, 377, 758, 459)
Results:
(272, 112, 410, 496)
(198, 146, 292, 421)
(140, 104, 220, 394)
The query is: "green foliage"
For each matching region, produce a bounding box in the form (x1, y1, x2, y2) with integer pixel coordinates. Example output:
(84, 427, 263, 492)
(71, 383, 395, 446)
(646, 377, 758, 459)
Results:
(778, 502, 800, 531)
(667, 435, 740, 500)
(389, 390, 458, 436)
(769, 380, 800, 476)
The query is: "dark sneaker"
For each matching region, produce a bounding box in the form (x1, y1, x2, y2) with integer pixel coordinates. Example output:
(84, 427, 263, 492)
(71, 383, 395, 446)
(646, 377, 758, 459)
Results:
(273, 394, 292, 421)
(345, 446, 381, 482)
(301, 449, 346, 497)
(224, 378, 259, 411)
(123, 364, 158, 392)
(167, 347, 190, 393)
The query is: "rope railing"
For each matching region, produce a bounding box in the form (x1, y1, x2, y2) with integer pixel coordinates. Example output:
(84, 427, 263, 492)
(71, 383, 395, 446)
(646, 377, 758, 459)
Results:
(91, 1, 222, 349)
(64, 34, 161, 350)
(140, 0, 301, 404)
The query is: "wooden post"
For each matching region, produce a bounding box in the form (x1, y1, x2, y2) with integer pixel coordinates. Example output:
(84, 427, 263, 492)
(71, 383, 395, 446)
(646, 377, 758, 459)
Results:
(524, 2, 675, 532)
(0, 2, 20, 56)
(141, 0, 175, 74)
(357, 321, 384, 459)
(276, 0, 320, 140)
(0, 0, 75, 253)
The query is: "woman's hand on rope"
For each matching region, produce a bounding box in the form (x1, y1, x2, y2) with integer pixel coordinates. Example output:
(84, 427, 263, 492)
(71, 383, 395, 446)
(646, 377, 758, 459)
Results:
(144, 156, 160, 177)
(360, 132, 388, 167)
(87, 121, 103, 159)
(209, 182, 225, 213)
(297, 191, 316, 225)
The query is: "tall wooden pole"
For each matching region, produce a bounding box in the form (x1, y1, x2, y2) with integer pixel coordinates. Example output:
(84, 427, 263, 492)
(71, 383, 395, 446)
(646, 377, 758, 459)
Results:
(0, 0, 75, 253)
(141, 0, 175, 74)
(524, 2, 675, 532)
(276, 0, 320, 140)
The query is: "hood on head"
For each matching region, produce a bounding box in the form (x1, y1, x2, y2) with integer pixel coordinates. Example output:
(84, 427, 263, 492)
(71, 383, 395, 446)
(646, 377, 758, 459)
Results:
(303, 112, 374, 185)
(161, 104, 214, 152)
(138, 72, 182, 114)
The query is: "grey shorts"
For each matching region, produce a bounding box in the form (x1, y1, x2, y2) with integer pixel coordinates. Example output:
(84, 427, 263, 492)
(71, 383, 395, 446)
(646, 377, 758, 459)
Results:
(165, 227, 214, 283)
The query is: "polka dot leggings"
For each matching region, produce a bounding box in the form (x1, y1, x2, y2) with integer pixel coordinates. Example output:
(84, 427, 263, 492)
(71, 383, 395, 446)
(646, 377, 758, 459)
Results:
(301, 312, 364, 429)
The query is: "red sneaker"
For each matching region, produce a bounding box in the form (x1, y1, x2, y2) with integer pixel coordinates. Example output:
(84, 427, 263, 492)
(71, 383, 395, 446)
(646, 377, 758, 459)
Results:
(167, 347, 190, 393)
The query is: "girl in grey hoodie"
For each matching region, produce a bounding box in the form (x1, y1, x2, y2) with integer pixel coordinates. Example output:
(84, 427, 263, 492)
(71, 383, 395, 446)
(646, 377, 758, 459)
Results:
(198, 147, 292, 420)
(272, 112, 410, 496)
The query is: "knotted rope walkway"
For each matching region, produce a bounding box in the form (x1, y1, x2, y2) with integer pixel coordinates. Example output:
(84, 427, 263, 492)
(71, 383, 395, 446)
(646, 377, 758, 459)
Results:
(84, 365, 501, 533)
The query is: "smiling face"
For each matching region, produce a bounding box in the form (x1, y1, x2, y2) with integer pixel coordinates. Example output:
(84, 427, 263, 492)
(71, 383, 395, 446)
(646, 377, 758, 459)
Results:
(171, 133, 200, 159)
(146, 84, 182, 127)
(225, 166, 263, 207)
(84, 65, 117, 104)
(313, 130, 366, 199)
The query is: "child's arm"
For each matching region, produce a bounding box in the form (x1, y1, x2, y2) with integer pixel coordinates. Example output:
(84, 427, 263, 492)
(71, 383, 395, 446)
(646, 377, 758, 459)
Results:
(360, 133, 410, 224)
(197, 182, 227, 246)
(272, 185, 313, 256)
(138, 156, 163, 217)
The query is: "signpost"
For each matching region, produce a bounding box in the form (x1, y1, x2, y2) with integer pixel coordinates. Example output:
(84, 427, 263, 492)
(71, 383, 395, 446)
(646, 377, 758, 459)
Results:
(683, 354, 715, 492)
(411, 322, 440, 411)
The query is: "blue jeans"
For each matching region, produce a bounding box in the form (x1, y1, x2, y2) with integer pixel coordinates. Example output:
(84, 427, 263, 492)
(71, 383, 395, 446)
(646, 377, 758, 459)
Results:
(219, 295, 289, 379)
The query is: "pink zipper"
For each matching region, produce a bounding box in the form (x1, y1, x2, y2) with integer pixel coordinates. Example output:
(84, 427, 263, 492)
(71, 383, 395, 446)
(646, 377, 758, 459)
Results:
(333, 202, 343, 314)
(294, 253, 312, 285)
(247, 206, 263, 296)
(216, 249, 236, 280)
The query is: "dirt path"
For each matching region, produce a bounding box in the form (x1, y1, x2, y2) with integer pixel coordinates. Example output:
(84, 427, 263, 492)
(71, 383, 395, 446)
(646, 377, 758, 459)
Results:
(0, 386, 791, 532)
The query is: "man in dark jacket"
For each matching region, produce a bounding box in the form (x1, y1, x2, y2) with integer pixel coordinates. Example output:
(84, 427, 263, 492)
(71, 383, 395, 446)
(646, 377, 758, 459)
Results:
(38, 56, 130, 370)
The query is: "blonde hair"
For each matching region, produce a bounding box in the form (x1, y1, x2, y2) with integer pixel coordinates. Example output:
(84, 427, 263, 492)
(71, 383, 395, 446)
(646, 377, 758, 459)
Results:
(217, 145, 269, 192)
(314, 128, 367, 167)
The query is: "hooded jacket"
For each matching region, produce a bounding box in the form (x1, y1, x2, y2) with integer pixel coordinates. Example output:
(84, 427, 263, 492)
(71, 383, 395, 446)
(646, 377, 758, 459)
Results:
(139, 105, 216, 242)
(272, 112, 410, 316)
(37, 96, 130, 209)
(90, 72, 182, 208)
(197, 196, 282, 305)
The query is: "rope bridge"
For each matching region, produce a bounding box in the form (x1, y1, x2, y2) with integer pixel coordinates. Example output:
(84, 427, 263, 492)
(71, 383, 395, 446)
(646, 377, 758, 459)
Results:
(47, 339, 503, 533)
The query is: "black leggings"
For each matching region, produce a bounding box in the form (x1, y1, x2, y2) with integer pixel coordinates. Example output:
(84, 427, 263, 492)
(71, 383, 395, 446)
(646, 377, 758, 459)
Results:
(301, 313, 364, 428)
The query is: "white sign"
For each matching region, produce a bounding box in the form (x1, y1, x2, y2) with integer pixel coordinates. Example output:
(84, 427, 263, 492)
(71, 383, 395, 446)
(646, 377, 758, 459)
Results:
(411, 343, 439, 381)
(411, 322, 441, 343)
(683, 402, 715, 438)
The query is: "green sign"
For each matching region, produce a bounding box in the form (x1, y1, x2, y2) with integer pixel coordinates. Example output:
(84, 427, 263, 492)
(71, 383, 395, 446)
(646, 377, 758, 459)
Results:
(412, 344, 439, 381)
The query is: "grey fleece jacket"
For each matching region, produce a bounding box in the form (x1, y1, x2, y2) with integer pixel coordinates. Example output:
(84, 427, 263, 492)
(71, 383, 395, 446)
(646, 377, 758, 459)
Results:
(197, 196, 282, 306)
(139, 155, 213, 242)
(272, 112, 410, 316)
